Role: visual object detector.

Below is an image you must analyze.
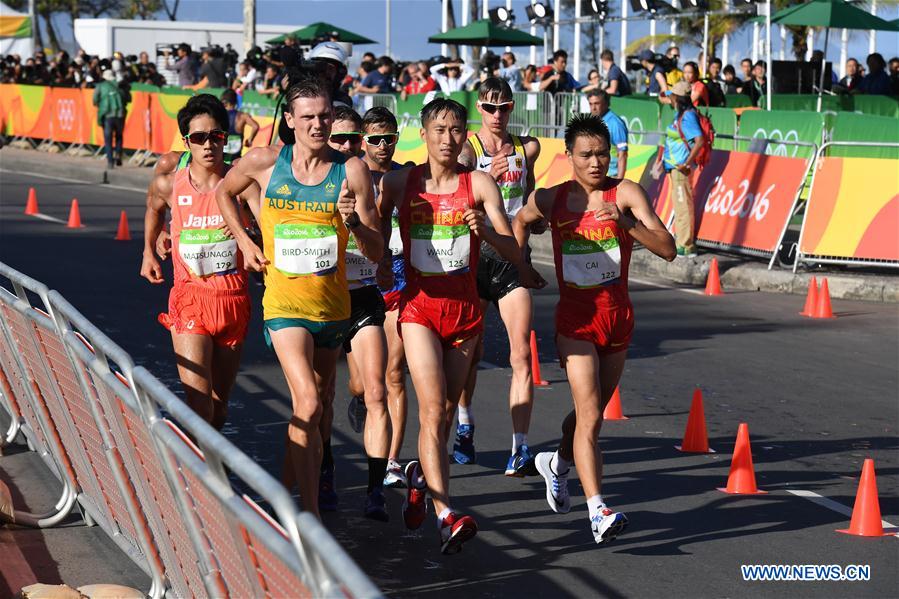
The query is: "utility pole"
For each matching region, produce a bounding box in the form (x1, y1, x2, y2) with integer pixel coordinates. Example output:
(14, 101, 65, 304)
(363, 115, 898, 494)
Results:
(243, 0, 256, 55)
(386, 0, 392, 58)
(28, 0, 36, 52)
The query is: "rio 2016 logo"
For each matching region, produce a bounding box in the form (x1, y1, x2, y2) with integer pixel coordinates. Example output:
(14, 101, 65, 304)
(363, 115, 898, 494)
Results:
(56, 99, 76, 131)
(752, 127, 800, 158)
(703, 176, 773, 222)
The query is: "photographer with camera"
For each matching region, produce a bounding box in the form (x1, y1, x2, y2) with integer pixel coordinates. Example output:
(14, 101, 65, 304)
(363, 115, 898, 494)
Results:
(164, 43, 197, 87)
(188, 46, 227, 90)
(600, 50, 631, 97)
(664, 47, 683, 87)
(539, 50, 579, 94)
(637, 49, 669, 98)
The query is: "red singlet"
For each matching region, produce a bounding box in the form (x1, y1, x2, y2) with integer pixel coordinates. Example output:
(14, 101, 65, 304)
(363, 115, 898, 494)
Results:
(159, 167, 250, 347)
(398, 165, 482, 347)
(551, 180, 634, 354)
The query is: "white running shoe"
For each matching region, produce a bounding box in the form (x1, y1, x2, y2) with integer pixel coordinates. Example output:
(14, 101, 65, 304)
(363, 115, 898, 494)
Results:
(534, 452, 570, 514)
(591, 507, 629, 544)
(383, 459, 407, 488)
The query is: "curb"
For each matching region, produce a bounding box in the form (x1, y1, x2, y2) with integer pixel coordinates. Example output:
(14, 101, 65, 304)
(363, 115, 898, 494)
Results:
(529, 232, 897, 303)
(1, 147, 153, 190)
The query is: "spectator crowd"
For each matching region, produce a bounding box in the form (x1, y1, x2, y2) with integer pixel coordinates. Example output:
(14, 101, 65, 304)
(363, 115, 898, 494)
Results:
(3, 37, 898, 109)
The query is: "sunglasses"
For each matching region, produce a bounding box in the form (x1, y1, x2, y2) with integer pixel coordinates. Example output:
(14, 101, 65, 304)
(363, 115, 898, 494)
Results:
(184, 130, 226, 145)
(329, 132, 362, 145)
(364, 133, 398, 147)
(478, 101, 514, 115)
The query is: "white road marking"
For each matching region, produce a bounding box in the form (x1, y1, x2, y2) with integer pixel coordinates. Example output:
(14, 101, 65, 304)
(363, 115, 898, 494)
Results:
(31, 213, 67, 224)
(0, 168, 146, 194)
(787, 489, 898, 530)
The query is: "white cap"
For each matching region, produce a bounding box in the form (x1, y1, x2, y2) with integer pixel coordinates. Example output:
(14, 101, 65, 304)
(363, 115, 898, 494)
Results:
(307, 41, 347, 65)
(101, 69, 115, 81)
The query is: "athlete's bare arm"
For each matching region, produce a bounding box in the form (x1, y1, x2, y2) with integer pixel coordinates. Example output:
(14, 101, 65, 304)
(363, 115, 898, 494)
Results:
(140, 173, 174, 284)
(522, 136, 541, 199)
(513, 187, 554, 260)
(216, 147, 279, 271)
(609, 179, 676, 262)
(149, 151, 182, 259)
(342, 157, 383, 264)
(468, 170, 518, 260)
(237, 112, 261, 147)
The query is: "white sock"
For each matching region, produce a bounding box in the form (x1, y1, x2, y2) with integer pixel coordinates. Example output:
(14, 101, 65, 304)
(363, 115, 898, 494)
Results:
(550, 451, 571, 476)
(457, 405, 473, 426)
(437, 507, 452, 523)
(586, 494, 606, 520)
(512, 433, 528, 454)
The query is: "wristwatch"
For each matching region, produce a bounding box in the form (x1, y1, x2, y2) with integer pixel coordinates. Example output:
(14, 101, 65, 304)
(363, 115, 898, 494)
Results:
(345, 212, 361, 229)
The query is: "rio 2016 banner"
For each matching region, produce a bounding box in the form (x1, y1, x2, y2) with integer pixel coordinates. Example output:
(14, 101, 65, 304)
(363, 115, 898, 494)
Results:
(644, 150, 809, 254)
(799, 156, 899, 263)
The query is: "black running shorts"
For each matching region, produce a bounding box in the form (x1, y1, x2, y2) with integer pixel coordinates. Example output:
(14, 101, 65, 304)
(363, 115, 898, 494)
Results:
(343, 285, 387, 352)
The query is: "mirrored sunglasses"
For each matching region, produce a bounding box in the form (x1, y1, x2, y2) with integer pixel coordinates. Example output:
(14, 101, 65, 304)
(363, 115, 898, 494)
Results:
(364, 133, 398, 147)
(479, 101, 514, 114)
(329, 132, 363, 145)
(184, 130, 227, 145)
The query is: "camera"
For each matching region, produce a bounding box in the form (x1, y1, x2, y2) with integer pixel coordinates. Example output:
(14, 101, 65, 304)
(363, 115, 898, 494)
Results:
(625, 55, 643, 72)
(479, 51, 501, 75)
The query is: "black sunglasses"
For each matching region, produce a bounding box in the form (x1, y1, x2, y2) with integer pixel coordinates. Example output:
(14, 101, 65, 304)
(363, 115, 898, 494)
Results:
(184, 130, 226, 145)
(479, 101, 514, 114)
(364, 133, 398, 147)
(330, 132, 362, 145)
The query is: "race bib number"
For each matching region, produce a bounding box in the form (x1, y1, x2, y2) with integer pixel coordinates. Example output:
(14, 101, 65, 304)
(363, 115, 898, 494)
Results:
(345, 234, 376, 282)
(178, 229, 237, 277)
(410, 224, 469, 275)
(224, 134, 242, 155)
(273, 223, 338, 276)
(561, 236, 621, 288)
(388, 215, 403, 256)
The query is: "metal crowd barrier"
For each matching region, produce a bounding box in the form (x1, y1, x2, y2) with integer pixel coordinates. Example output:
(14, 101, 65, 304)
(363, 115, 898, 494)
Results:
(793, 141, 899, 272)
(510, 91, 555, 133)
(0, 261, 382, 599)
(354, 93, 399, 116)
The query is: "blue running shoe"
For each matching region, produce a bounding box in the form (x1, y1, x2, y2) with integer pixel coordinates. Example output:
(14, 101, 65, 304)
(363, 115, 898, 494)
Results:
(452, 424, 476, 465)
(363, 488, 389, 522)
(318, 465, 338, 512)
(591, 507, 629, 544)
(504, 444, 535, 477)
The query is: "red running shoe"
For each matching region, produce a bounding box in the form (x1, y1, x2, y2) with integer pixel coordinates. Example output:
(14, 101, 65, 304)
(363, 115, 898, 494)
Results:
(402, 460, 427, 530)
(439, 512, 478, 555)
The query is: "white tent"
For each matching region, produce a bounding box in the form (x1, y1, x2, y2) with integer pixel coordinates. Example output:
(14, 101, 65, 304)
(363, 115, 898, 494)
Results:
(0, 1, 34, 56)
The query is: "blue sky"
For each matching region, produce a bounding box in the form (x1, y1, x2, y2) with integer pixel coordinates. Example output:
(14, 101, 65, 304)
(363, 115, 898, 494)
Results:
(58, 1, 899, 77)
(173, 0, 899, 74)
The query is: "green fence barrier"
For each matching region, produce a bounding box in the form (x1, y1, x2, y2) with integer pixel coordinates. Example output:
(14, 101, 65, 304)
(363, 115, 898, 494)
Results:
(724, 94, 754, 109)
(828, 113, 899, 159)
(609, 96, 660, 144)
(851, 95, 899, 118)
(240, 90, 278, 116)
(759, 94, 848, 112)
(736, 109, 824, 158)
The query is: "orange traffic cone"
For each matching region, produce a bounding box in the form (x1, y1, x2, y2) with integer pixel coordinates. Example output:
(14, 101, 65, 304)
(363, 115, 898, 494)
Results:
(115, 210, 131, 241)
(676, 388, 713, 453)
(718, 423, 767, 494)
(603, 386, 627, 420)
(704, 258, 723, 296)
(530, 331, 549, 387)
(799, 277, 818, 317)
(813, 278, 835, 319)
(24, 187, 39, 215)
(66, 199, 83, 228)
(837, 459, 897, 537)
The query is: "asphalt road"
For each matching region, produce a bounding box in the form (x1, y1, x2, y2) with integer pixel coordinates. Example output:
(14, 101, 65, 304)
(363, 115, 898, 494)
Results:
(1, 168, 897, 598)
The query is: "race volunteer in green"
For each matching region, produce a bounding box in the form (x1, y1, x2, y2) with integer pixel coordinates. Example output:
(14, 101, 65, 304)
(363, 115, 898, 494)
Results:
(456, 77, 542, 476)
(215, 77, 383, 518)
